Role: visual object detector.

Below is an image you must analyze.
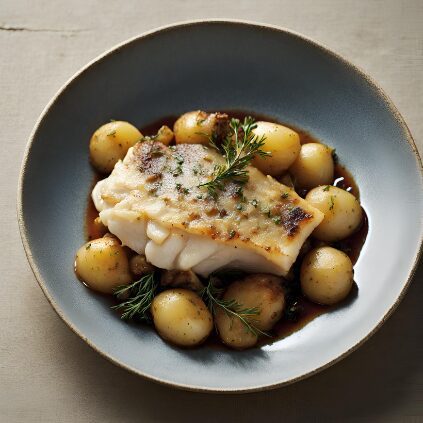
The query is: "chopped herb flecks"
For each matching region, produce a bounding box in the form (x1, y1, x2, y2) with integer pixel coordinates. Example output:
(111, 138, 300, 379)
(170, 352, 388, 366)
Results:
(272, 216, 282, 225)
(329, 195, 335, 210)
(261, 206, 272, 218)
(112, 273, 157, 321)
(201, 277, 270, 338)
(172, 154, 184, 176)
(198, 117, 270, 198)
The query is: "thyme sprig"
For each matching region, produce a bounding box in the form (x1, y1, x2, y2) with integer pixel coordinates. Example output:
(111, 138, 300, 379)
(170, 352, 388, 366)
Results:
(199, 117, 270, 198)
(112, 272, 157, 321)
(201, 277, 270, 337)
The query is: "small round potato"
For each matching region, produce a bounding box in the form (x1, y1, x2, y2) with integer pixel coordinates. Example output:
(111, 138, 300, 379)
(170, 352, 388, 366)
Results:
(75, 237, 132, 294)
(252, 121, 301, 176)
(151, 289, 213, 347)
(154, 125, 174, 146)
(301, 247, 354, 305)
(173, 111, 216, 145)
(306, 186, 363, 241)
(289, 143, 334, 189)
(129, 254, 155, 277)
(215, 274, 285, 349)
(89, 121, 142, 173)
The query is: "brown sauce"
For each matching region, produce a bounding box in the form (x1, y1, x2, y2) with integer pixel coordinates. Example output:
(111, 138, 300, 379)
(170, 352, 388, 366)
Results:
(86, 174, 102, 240)
(273, 298, 325, 340)
(84, 111, 368, 347)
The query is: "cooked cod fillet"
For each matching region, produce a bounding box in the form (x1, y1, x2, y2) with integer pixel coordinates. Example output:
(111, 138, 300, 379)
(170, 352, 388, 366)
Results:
(92, 141, 323, 276)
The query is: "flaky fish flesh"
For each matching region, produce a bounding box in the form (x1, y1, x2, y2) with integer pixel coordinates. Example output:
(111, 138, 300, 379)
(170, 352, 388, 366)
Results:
(92, 141, 323, 276)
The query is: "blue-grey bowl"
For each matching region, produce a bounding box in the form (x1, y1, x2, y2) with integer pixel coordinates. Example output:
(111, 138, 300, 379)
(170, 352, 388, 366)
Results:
(18, 20, 423, 392)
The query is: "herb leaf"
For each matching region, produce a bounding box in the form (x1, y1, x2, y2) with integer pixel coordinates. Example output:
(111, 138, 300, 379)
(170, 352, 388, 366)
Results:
(201, 277, 270, 337)
(199, 117, 270, 198)
(112, 273, 157, 321)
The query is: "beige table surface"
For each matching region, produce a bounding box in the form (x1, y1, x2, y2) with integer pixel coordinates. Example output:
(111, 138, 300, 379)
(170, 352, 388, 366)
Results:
(1, 0, 422, 421)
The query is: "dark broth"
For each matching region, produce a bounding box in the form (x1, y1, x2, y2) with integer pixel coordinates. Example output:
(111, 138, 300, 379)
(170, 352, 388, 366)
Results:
(86, 174, 103, 240)
(85, 112, 368, 347)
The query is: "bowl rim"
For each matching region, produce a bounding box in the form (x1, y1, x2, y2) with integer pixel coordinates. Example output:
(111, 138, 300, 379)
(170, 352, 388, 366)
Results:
(17, 18, 423, 393)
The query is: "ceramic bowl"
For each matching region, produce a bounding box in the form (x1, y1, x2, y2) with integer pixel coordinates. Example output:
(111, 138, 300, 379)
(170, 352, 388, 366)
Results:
(18, 20, 423, 392)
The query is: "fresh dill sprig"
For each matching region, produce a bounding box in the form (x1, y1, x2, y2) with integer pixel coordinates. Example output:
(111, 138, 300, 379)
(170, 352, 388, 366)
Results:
(201, 277, 270, 337)
(112, 272, 157, 321)
(199, 117, 270, 198)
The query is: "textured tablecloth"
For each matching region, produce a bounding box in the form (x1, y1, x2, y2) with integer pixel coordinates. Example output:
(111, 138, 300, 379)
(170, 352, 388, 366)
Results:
(1, 0, 422, 421)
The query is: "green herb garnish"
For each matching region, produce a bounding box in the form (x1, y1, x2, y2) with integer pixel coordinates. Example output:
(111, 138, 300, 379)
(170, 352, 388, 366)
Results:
(261, 205, 272, 218)
(148, 144, 164, 157)
(112, 273, 158, 321)
(272, 216, 282, 225)
(323, 185, 331, 191)
(174, 154, 184, 164)
(171, 154, 184, 176)
(199, 117, 270, 198)
(201, 278, 269, 337)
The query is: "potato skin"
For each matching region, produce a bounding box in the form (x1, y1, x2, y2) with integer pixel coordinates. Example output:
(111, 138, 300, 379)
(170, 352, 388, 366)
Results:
(173, 111, 215, 145)
(289, 143, 334, 189)
(306, 186, 363, 241)
(154, 125, 174, 146)
(300, 247, 354, 305)
(151, 289, 213, 347)
(75, 237, 132, 294)
(252, 121, 301, 176)
(89, 121, 142, 173)
(215, 307, 258, 349)
(215, 274, 285, 349)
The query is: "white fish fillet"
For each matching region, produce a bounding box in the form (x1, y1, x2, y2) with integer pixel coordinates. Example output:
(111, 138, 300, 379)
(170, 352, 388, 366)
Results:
(92, 141, 323, 276)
